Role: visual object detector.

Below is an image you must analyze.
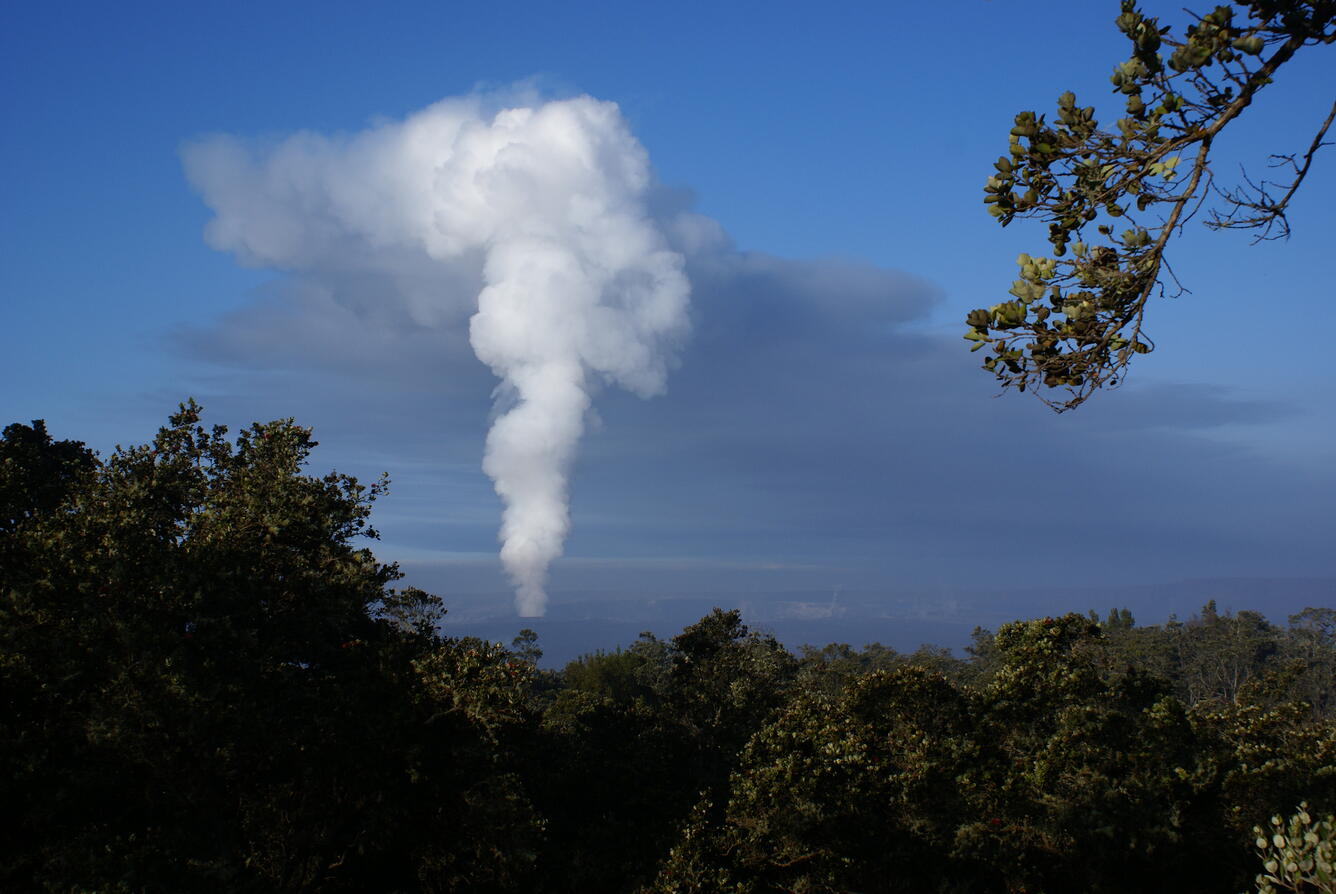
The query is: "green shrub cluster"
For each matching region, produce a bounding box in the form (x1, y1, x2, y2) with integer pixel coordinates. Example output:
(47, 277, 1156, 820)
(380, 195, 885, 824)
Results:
(1254, 804, 1336, 894)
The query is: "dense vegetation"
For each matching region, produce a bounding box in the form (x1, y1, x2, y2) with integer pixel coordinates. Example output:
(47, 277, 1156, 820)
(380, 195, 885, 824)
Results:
(3, 406, 1333, 892)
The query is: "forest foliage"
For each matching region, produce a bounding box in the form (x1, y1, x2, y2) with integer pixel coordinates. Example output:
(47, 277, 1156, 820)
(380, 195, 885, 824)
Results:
(3, 405, 1334, 893)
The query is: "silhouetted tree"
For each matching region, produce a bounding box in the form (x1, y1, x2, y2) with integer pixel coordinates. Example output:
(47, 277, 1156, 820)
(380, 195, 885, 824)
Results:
(0, 403, 542, 892)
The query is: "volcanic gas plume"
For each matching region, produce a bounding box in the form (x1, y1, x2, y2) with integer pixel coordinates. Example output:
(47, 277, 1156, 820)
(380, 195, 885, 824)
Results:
(184, 94, 690, 616)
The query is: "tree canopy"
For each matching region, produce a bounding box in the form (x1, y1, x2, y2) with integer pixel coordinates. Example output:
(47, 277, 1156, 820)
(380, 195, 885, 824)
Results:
(966, 0, 1335, 410)
(0, 404, 539, 891)
(3, 405, 1334, 892)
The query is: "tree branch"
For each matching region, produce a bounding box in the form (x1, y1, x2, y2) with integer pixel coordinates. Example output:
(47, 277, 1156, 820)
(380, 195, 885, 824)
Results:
(1206, 97, 1336, 240)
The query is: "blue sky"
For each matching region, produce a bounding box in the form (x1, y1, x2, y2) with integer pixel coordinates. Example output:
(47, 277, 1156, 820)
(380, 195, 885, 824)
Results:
(3, 1, 1333, 629)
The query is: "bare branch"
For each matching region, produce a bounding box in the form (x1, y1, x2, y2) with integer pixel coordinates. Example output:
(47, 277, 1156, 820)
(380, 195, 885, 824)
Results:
(1206, 97, 1336, 240)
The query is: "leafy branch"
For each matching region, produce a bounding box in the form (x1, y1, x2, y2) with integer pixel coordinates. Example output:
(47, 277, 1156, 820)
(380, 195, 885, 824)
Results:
(967, 0, 1335, 411)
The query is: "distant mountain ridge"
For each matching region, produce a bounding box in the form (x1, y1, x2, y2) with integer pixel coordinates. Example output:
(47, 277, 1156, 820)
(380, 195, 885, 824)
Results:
(424, 575, 1334, 668)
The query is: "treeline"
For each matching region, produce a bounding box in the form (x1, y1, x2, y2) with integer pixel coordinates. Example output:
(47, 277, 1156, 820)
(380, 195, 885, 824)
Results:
(2, 406, 1333, 893)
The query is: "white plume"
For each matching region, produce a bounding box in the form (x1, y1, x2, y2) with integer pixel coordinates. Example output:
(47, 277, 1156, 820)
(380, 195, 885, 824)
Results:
(184, 93, 691, 616)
